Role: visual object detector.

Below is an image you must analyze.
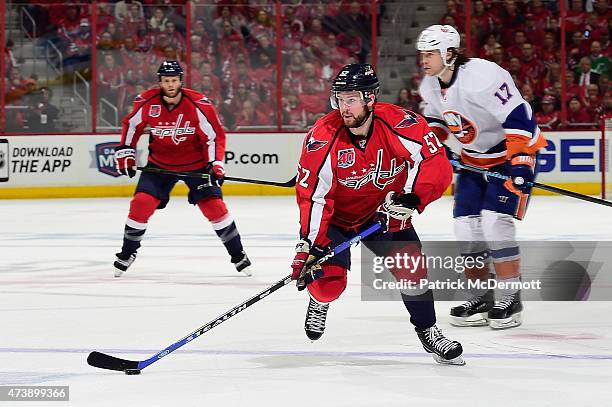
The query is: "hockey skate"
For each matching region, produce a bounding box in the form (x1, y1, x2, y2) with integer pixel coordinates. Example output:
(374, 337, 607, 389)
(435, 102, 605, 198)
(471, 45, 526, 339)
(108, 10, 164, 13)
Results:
(416, 325, 465, 365)
(113, 252, 136, 278)
(450, 289, 494, 327)
(488, 291, 523, 329)
(304, 297, 329, 341)
(231, 251, 252, 276)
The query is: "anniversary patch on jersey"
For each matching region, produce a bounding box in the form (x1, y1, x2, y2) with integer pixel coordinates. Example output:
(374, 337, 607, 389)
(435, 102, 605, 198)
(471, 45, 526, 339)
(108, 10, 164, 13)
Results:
(337, 148, 355, 168)
(442, 110, 478, 144)
(395, 111, 419, 129)
(149, 104, 161, 118)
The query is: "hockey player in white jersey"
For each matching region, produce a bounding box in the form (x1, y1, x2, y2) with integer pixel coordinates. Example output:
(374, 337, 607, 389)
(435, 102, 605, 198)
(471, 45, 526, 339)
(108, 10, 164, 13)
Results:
(416, 25, 548, 329)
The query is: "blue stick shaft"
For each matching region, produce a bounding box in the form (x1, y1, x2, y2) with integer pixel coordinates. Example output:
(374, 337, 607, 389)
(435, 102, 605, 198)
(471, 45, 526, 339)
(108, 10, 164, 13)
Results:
(135, 222, 382, 370)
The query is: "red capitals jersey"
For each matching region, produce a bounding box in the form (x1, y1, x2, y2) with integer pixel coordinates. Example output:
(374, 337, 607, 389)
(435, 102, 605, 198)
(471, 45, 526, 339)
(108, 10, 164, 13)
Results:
(120, 87, 225, 171)
(296, 102, 452, 247)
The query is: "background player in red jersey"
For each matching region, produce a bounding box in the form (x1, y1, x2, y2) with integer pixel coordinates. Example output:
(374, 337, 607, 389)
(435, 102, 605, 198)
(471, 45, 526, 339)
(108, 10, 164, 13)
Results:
(290, 64, 465, 365)
(112, 60, 251, 278)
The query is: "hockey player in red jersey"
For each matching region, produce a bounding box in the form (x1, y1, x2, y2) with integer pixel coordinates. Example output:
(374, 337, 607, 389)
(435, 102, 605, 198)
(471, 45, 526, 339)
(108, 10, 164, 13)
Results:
(290, 64, 465, 365)
(112, 60, 251, 277)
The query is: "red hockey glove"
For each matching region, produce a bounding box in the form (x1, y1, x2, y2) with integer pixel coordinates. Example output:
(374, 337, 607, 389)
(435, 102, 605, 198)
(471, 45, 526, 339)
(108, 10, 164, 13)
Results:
(114, 145, 136, 178)
(291, 240, 325, 291)
(209, 161, 225, 186)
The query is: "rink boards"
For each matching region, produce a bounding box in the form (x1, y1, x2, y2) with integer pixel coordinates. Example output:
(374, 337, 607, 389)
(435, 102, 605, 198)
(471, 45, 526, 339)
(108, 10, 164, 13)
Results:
(0, 131, 605, 198)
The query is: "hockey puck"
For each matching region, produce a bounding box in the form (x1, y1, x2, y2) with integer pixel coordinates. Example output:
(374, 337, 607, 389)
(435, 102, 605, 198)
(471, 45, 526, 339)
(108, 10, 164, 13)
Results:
(124, 369, 141, 375)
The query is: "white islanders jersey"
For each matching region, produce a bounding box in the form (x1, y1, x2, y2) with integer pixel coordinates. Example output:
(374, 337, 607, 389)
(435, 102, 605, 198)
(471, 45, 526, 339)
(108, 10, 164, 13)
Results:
(419, 58, 546, 168)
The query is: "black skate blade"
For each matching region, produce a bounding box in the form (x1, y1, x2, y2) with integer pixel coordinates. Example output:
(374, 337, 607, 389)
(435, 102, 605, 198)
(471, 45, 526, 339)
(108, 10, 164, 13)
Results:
(87, 351, 140, 372)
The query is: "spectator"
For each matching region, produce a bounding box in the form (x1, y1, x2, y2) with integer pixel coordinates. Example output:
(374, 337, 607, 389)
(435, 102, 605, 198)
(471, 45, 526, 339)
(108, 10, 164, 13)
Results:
(576, 56, 601, 87)
(302, 18, 328, 48)
(165, 21, 186, 53)
(298, 77, 329, 125)
(539, 62, 562, 95)
(589, 41, 612, 80)
(568, 31, 589, 70)
(97, 3, 116, 33)
(4, 39, 18, 73)
(507, 31, 528, 59)
(593, 0, 611, 26)
(527, 0, 551, 30)
(97, 32, 116, 52)
(490, 46, 508, 69)
(25, 87, 59, 133)
(247, 9, 274, 46)
(234, 99, 269, 128)
(135, 25, 155, 52)
(521, 84, 540, 113)
(541, 31, 558, 66)
(228, 81, 249, 113)
(200, 74, 222, 102)
(601, 91, 612, 118)
(149, 7, 168, 33)
(121, 3, 147, 37)
(63, 19, 92, 71)
(523, 14, 545, 48)
(251, 34, 277, 67)
(6, 67, 37, 104)
(535, 95, 560, 129)
(285, 50, 307, 83)
(283, 92, 306, 129)
(583, 83, 603, 118)
(521, 43, 546, 82)
(98, 53, 124, 104)
(472, 1, 496, 43)
(115, 0, 144, 25)
(479, 33, 502, 60)
(253, 53, 276, 95)
(562, 96, 595, 127)
(566, 0, 587, 32)
(498, 0, 524, 45)
(395, 88, 417, 111)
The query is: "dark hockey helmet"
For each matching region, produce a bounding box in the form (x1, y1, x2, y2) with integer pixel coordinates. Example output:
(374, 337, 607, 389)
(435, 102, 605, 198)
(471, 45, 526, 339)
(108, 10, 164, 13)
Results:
(330, 64, 380, 109)
(157, 60, 183, 80)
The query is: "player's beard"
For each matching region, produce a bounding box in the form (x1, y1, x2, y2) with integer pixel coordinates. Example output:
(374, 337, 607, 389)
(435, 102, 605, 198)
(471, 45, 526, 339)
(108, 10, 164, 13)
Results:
(342, 109, 370, 128)
(162, 85, 182, 98)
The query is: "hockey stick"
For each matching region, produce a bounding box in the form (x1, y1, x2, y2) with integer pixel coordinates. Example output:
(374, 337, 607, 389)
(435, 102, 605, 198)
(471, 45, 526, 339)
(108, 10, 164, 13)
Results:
(450, 160, 612, 208)
(136, 166, 297, 188)
(87, 221, 382, 374)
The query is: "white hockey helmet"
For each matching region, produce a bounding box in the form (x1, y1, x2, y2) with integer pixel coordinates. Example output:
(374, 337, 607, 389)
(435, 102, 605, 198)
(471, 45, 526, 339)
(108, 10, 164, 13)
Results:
(416, 25, 460, 67)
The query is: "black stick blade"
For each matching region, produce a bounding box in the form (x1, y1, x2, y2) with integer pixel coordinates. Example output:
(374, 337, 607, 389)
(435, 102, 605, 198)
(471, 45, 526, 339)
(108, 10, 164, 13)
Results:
(87, 351, 140, 372)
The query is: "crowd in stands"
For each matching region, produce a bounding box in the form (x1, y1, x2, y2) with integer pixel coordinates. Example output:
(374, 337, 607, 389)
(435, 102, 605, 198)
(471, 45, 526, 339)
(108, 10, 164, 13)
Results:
(400, 0, 612, 130)
(5, 1, 612, 132)
(7, 0, 375, 131)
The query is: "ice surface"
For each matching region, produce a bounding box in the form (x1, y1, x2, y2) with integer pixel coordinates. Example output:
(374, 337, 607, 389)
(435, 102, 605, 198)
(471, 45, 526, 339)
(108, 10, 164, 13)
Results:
(1, 195, 611, 406)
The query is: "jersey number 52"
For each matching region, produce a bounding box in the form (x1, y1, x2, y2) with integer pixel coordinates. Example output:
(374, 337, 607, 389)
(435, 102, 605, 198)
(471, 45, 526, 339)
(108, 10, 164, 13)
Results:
(424, 131, 443, 154)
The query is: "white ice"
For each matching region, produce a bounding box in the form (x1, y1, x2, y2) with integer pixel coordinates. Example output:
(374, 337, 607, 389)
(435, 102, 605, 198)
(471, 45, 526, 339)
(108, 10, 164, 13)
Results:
(1, 195, 611, 407)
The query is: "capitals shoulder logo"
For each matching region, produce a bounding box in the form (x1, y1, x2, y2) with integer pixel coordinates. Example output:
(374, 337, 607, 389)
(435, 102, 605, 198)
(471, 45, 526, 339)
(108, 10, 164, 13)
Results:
(94, 142, 121, 177)
(304, 127, 328, 153)
(442, 110, 478, 144)
(395, 110, 419, 129)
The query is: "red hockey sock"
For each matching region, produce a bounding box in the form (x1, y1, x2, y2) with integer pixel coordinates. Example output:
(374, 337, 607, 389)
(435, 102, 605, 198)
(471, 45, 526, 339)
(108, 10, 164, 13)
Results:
(197, 197, 229, 225)
(307, 264, 348, 303)
(128, 192, 160, 224)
